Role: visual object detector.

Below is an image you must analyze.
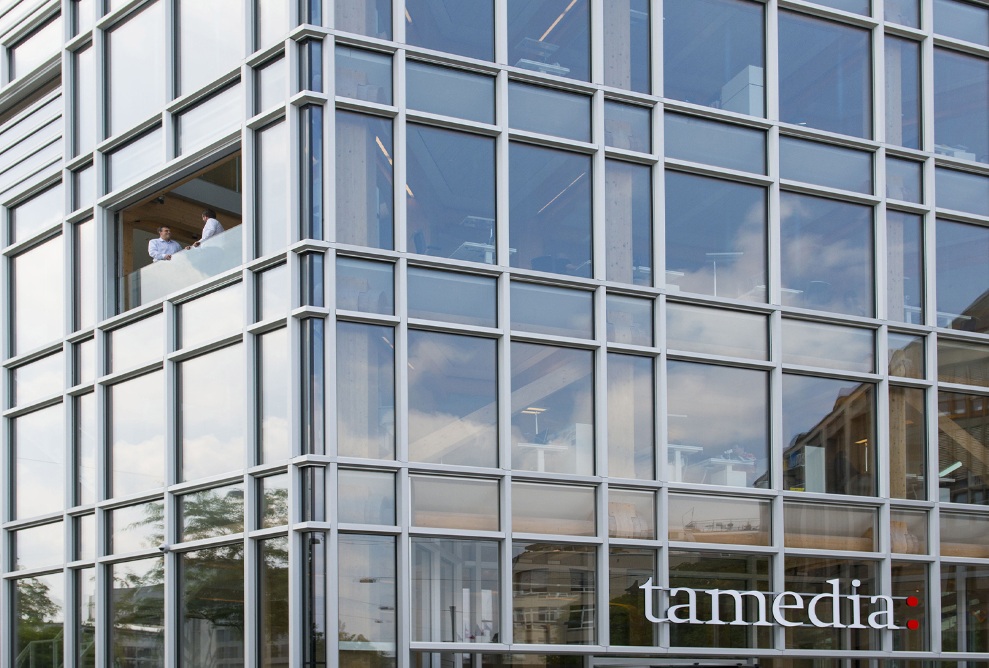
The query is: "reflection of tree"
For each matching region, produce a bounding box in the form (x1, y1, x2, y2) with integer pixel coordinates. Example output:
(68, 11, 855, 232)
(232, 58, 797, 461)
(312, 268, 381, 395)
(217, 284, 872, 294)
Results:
(338, 622, 391, 667)
(261, 536, 290, 667)
(15, 577, 61, 667)
(262, 485, 289, 528)
(111, 559, 165, 668)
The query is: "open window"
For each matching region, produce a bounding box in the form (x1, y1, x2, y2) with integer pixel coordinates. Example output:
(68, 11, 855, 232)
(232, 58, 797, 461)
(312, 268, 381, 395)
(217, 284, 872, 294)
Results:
(116, 154, 242, 312)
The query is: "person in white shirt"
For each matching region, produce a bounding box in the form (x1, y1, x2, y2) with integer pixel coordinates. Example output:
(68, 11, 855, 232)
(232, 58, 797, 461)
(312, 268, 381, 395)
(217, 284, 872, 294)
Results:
(186, 208, 224, 249)
(148, 225, 183, 262)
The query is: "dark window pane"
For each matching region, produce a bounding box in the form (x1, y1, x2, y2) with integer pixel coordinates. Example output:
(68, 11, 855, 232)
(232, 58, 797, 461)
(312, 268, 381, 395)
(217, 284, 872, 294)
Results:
(608, 354, 654, 480)
(934, 48, 989, 163)
(15, 573, 65, 667)
(887, 211, 924, 324)
(603, 0, 650, 93)
(335, 0, 392, 39)
(336, 111, 394, 249)
(782, 375, 876, 496)
(408, 267, 496, 326)
(664, 113, 766, 173)
(508, 0, 589, 81)
(110, 558, 165, 663)
(935, 0, 989, 45)
(406, 62, 494, 123)
(936, 219, 989, 333)
(181, 545, 245, 664)
(509, 82, 590, 141)
(664, 0, 765, 116)
(885, 35, 922, 149)
(406, 0, 493, 61)
(780, 136, 872, 193)
(779, 11, 871, 138)
(605, 160, 652, 286)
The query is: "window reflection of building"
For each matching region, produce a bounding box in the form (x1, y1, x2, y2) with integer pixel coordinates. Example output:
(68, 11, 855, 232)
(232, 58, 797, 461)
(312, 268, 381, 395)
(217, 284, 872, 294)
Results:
(512, 543, 595, 646)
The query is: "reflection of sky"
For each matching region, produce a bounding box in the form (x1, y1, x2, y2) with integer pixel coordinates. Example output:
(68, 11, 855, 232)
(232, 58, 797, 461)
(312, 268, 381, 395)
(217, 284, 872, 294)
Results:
(14, 236, 63, 355)
(666, 303, 766, 359)
(180, 283, 244, 349)
(112, 372, 165, 496)
(14, 352, 63, 406)
(15, 521, 63, 569)
(607, 354, 654, 479)
(111, 313, 164, 372)
(781, 319, 873, 372)
(182, 345, 245, 481)
(339, 535, 396, 644)
(337, 323, 395, 459)
(15, 403, 65, 518)
(261, 328, 290, 462)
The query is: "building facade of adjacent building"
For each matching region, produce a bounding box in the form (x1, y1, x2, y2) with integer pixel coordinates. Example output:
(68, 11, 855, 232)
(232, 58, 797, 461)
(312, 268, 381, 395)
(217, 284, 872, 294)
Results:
(0, 0, 988, 666)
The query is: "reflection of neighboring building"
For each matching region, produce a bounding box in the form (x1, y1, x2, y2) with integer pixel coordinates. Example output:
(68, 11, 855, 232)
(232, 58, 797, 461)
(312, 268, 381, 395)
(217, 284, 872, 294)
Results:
(512, 545, 595, 646)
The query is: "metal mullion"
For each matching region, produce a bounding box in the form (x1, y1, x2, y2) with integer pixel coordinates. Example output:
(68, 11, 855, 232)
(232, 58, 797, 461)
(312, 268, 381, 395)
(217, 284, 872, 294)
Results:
(394, 48, 407, 255)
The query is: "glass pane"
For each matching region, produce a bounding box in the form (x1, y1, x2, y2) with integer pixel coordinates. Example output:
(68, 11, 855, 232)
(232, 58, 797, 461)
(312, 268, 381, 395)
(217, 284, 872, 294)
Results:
(14, 521, 63, 569)
(74, 165, 97, 211)
(179, 484, 243, 541)
(335, 46, 392, 103)
(608, 489, 654, 539)
(111, 558, 165, 662)
(13, 351, 63, 407)
(176, 83, 243, 155)
(603, 0, 650, 93)
(604, 100, 650, 152)
(256, 55, 287, 113)
(109, 500, 164, 553)
(513, 482, 594, 535)
(943, 564, 989, 652)
(14, 404, 65, 518)
(77, 513, 96, 561)
(668, 361, 769, 488)
(408, 331, 498, 467)
(406, 0, 493, 60)
(668, 551, 772, 648)
(339, 535, 396, 657)
(939, 339, 989, 387)
(889, 332, 925, 378)
(77, 566, 96, 666)
(937, 390, 988, 504)
(782, 319, 874, 372)
(783, 558, 879, 650)
(509, 82, 590, 141)
(887, 211, 924, 324)
(412, 538, 500, 643)
(75, 218, 97, 330)
(408, 267, 496, 326)
(937, 167, 989, 215)
(668, 494, 770, 545)
(14, 573, 65, 667)
(510, 143, 592, 277)
(891, 561, 929, 651)
(108, 127, 163, 192)
(889, 386, 928, 501)
(11, 183, 62, 242)
(511, 342, 594, 475)
(339, 469, 395, 524)
(76, 393, 97, 505)
(75, 337, 96, 386)
(255, 120, 290, 257)
(260, 473, 289, 527)
(177, 0, 243, 95)
(665, 113, 766, 173)
(12, 235, 63, 354)
(507, 0, 589, 81)
(181, 345, 245, 481)
(336, 111, 394, 249)
(179, 282, 244, 349)
(9, 16, 61, 80)
(606, 295, 652, 346)
(335, 0, 392, 39)
(407, 125, 496, 263)
(511, 282, 593, 338)
(608, 547, 654, 647)
(412, 476, 498, 530)
(666, 303, 767, 360)
(934, 49, 989, 164)
(887, 157, 923, 203)
(406, 62, 494, 123)
(608, 354, 654, 480)
(107, 1, 164, 136)
(110, 313, 163, 372)
(886, 0, 920, 27)
(512, 542, 595, 645)
(257, 0, 291, 50)
(337, 322, 395, 459)
(259, 536, 289, 666)
(779, 11, 872, 138)
(664, 0, 765, 116)
(813, 0, 870, 13)
(891, 508, 928, 553)
(885, 36, 922, 149)
(784, 501, 877, 551)
(782, 375, 876, 496)
(181, 545, 245, 663)
(257, 263, 289, 322)
(941, 510, 989, 557)
(605, 160, 652, 286)
(336, 257, 393, 314)
(780, 136, 873, 193)
(935, 0, 989, 45)
(936, 219, 989, 333)
(111, 372, 164, 497)
(780, 192, 874, 317)
(665, 171, 767, 301)
(259, 327, 290, 463)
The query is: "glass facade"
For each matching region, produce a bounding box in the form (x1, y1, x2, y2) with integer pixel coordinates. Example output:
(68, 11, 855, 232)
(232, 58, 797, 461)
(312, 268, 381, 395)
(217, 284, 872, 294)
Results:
(1, 0, 988, 665)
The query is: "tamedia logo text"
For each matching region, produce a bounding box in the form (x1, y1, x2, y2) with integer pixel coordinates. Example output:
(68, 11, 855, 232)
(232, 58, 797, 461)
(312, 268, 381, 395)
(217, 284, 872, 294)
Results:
(639, 578, 921, 630)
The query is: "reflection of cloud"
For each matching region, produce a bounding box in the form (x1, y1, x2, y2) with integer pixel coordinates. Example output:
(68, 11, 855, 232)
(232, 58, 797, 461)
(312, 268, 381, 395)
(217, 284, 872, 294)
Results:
(782, 320, 872, 371)
(15, 404, 65, 517)
(408, 410, 496, 463)
(182, 345, 245, 481)
(113, 435, 166, 495)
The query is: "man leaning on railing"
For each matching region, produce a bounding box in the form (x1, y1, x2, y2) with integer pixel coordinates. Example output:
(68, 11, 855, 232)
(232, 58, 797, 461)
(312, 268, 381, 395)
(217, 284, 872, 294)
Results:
(148, 225, 183, 262)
